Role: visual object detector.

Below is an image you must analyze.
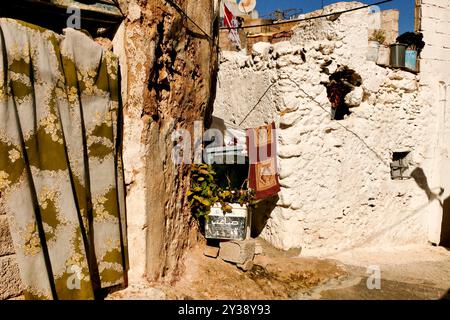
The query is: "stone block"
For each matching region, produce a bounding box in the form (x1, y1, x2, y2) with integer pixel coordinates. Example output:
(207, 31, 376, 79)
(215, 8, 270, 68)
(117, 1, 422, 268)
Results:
(423, 0, 447, 7)
(219, 240, 255, 265)
(421, 17, 439, 33)
(273, 41, 293, 57)
(421, 5, 441, 22)
(345, 87, 363, 107)
(252, 42, 272, 57)
(422, 45, 450, 62)
(237, 260, 254, 272)
(423, 32, 450, 49)
(255, 242, 263, 255)
(0, 256, 22, 300)
(203, 245, 219, 258)
(0, 216, 15, 257)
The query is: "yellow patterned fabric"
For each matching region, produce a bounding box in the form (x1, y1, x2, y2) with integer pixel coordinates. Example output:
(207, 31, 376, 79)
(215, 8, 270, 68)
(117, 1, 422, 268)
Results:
(0, 19, 127, 300)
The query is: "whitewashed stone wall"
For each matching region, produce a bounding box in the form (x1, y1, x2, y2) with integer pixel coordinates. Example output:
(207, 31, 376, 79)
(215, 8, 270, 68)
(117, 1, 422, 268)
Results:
(418, 0, 450, 244)
(214, 2, 448, 255)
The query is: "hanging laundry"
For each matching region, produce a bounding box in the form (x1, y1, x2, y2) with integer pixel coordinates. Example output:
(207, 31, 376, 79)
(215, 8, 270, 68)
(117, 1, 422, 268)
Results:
(223, 2, 242, 50)
(246, 122, 280, 200)
(0, 19, 127, 300)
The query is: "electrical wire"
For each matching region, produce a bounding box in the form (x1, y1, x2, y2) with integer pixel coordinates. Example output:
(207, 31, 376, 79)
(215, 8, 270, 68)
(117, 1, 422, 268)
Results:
(285, 75, 389, 166)
(220, 0, 393, 30)
(165, 0, 213, 42)
(231, 73, 388, 166)
(161, 0, 389, 166)
(238, 81, 277, 126)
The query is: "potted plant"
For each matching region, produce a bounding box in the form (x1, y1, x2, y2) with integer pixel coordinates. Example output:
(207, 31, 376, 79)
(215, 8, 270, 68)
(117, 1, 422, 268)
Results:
(187, 164, 220, 221)
(396, 32, 425, 71)
(367, 30, 386, 62)
(188, 164, 256, 240)
(373, 30, 390, 66)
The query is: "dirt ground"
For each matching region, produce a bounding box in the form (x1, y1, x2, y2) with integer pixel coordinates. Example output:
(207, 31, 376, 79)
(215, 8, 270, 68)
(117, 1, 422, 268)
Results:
(300, 245, 450, 299)
(109, 240, 450, 300)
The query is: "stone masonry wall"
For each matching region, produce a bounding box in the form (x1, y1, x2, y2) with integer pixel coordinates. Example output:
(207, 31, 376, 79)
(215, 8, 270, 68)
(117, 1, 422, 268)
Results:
(418, 0, 450, 244)
(0, 214, 22, 299)
(214, 2, 442, 255)
(379, 9, 399, 44)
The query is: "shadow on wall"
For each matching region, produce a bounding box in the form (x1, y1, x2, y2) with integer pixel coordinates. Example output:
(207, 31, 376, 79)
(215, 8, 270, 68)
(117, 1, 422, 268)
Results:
(410, 167, 450, 247)
(249, 168, 450, 249)
(251, 195, 279, 238)
(410, 167, 443, 202)
(441, 289, 450, 300)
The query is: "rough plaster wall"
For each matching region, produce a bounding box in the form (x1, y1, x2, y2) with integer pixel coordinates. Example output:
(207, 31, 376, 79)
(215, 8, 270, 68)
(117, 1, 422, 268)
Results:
(213, 2, 438, 255)
(215, 54, 278, 128)
(418, 0, 450, 244)
(113, 1, 149, 284)
(120, 0, 219, 284)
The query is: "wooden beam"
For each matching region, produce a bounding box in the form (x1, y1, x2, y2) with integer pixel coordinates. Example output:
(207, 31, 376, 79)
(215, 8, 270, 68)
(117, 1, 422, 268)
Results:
(414, 0, 422, 32)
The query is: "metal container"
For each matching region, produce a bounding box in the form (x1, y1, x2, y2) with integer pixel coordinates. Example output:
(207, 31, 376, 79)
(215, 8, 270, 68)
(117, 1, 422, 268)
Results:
(367, 40, 380, 62)
(377, 45, 390, 66)
(390, 43, 407, 68)
(405, 49, 418, 71)
(206, 204, 249, 241)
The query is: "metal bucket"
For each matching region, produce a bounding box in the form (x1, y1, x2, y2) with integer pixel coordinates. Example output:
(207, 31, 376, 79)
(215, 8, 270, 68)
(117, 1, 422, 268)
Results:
(206, 204, 248, 241)
(377, 45, 390, 66)
(390, 43, 407, 68)
(405, 49, 418, 71)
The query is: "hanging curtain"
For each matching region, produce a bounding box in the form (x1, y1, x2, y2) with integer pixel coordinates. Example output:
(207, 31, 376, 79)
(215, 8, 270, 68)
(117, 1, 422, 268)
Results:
(0, 18, 127, 300)
(246, 122, 281, 200)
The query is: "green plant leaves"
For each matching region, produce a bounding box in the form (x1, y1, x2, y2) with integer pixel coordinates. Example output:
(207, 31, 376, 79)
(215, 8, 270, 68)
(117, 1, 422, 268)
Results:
(188, 164, 256, 220)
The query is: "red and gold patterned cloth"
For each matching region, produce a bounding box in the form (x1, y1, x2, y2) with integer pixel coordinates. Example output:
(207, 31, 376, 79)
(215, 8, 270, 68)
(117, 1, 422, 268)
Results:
(246, 122, 281, 200)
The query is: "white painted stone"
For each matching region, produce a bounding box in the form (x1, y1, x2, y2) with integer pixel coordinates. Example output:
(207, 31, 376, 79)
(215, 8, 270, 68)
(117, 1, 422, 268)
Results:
(213, 1, 450, 254)
(273, 41, 294, 57)
(345, 87, 364, 107)
(281, 92, 300, 112)
(252, 42, 272, 57)
(278, 144, 302, 159)
(128, 1, 141, 22)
